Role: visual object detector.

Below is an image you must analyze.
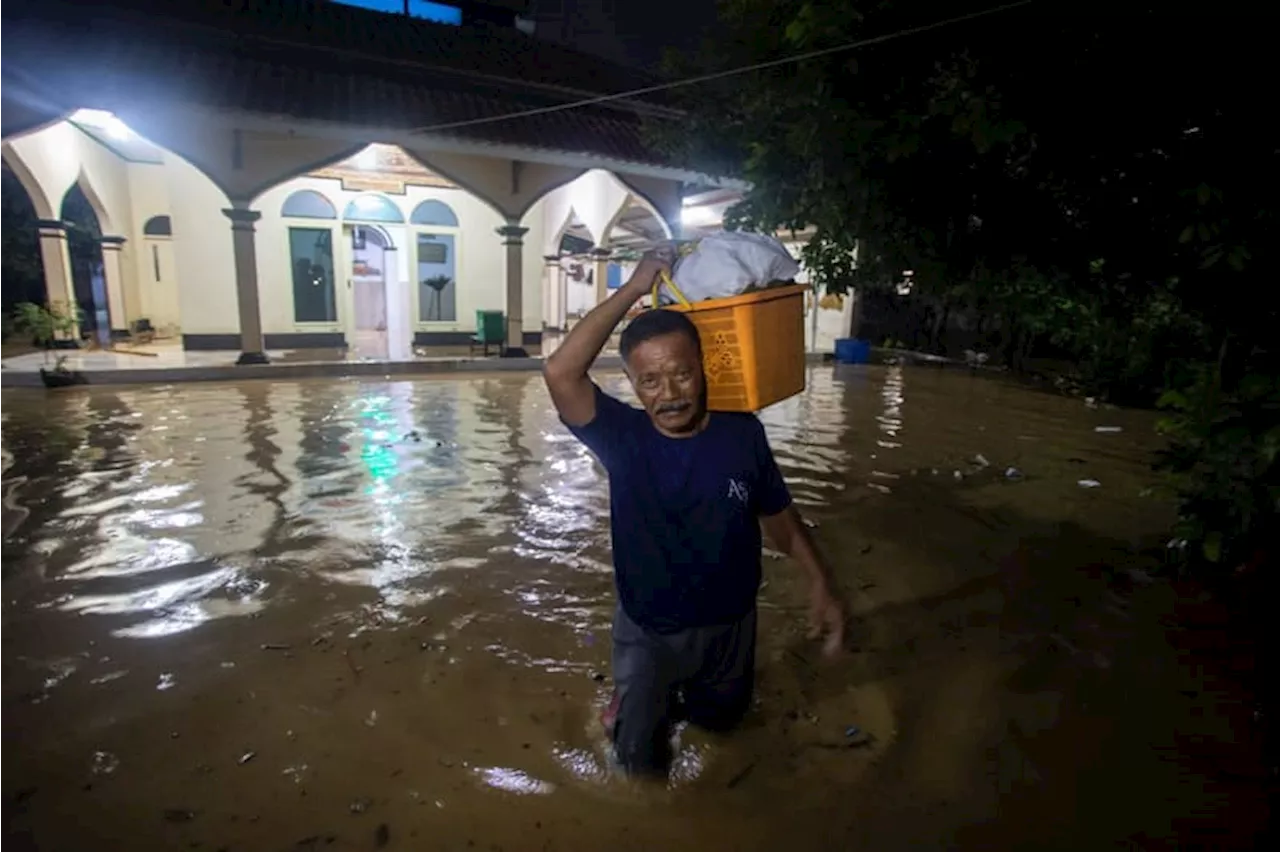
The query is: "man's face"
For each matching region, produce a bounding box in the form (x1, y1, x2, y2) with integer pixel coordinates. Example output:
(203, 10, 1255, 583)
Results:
(625, 331, 707, 435)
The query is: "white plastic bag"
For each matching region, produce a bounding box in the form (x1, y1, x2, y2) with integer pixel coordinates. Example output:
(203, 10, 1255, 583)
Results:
(667, 231, 800, 303)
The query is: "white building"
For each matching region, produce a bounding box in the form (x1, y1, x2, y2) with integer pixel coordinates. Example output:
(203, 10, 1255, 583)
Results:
(1, 0, 851, 364)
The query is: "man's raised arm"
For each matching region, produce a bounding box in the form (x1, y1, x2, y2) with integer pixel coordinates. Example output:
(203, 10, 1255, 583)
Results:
(542, 253, 670, 426)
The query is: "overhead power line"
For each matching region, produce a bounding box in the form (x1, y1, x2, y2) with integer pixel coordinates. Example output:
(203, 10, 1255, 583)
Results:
(410, 0, 1034, 135)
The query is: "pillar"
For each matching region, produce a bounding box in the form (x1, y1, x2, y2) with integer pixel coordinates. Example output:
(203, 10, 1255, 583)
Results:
(591, 247, 611, 306)
(100, 236, 128, 337)
(497, 224, 529, 355)
(543, 255, 564, 333)
(35, 219, 80, 342)
(222, 203, 268, 365)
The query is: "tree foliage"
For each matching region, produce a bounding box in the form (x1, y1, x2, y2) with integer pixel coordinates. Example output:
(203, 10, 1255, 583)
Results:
(659, 0, 1277, 572)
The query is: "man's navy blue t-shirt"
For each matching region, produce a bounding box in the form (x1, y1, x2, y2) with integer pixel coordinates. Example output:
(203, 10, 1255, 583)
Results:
(566, 385, 792, 634)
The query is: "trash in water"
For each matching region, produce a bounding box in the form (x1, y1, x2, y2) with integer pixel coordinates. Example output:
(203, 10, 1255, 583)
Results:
(1094, 426, 1123, 433)
(364, 710, 379, 728)
(844, 725, 861, 738)
(260, 643, 291, 651)
(1005, 467, 1024, 480)
(238, 750, 256, 765)
(349, 797, 373, 814)
(953, 470, 963, 480)
(91, 751, 120, 775)
(1077, 479, 1102, 488)
(972, 454, 990, 468)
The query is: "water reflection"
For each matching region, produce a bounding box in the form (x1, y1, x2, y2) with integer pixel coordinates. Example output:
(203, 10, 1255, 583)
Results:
(4, 368, 1240, 852)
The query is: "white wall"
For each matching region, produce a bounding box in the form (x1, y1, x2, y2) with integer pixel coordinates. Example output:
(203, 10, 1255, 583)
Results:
(252, 177, 546, 337)
(164, 153, 237, 335)
(127, 161, 182, 332)
(786, 241, 853, 352)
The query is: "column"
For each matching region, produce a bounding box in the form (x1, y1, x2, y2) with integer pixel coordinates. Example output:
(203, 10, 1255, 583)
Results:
(542, 255, 564, 333)
(591, 247, 611, 306)
(35, 219, 80, 343)
(496, 224, 529, 356)
(222, 203, 268, 365)
(99, 236, 129, 337)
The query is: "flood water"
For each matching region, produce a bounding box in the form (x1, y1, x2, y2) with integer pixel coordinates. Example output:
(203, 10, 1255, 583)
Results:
(2, 366, 1267, 850)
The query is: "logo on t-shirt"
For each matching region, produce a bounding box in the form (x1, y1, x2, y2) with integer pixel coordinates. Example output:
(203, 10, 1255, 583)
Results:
(727, 478, 750, 505)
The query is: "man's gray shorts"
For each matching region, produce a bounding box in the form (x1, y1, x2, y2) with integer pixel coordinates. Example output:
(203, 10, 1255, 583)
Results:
(608, 604, 756, 776)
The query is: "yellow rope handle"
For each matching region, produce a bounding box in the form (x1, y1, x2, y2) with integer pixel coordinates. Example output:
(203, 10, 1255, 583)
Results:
(652, 269, 692, 308)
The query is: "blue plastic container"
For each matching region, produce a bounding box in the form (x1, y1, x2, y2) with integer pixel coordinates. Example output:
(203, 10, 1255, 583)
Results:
(834, 338, 871, 364)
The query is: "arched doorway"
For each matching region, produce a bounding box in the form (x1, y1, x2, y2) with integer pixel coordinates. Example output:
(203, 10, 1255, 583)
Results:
(348, 224, 395, 359)
(603, 197, 671, 298)
(1, 163, 46, 319)
(557, 212, 596, 320)
(61, 183, 107, 344)
(342, 193, 405, 361)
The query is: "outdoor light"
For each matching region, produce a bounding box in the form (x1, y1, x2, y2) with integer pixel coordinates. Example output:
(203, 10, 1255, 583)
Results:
(681, 205, 720, 228)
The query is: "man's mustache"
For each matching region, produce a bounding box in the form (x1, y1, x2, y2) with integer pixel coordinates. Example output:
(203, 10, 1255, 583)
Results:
(656, 401, 691, 414)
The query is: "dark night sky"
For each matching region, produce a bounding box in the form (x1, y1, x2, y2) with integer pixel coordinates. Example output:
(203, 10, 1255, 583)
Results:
(527, 0, 721, 70)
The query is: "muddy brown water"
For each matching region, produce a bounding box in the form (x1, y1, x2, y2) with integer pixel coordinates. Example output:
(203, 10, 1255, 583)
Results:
(1, 366, 1267, 850)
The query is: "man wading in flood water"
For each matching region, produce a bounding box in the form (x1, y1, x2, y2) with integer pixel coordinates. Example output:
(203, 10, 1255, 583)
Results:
(543, 250, 847, 777)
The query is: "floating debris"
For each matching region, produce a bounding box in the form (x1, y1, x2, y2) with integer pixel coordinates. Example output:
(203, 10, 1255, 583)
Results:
(844, 725, 862, 738)
(90, 751, 120, 775)
(972, 454, 991, 468)
(1077, 479, 1102, 488)
(364, 710, 379, 728)
(349, 797, 373, 815)
(238, 751, 256, 765)
(1005, 467, 1025, 480)
(260, 643, 291, 651)
(1094, 426, 1123, 433)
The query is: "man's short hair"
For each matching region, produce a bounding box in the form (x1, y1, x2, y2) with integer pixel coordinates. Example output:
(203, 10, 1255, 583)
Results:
(620, 309, 702, 362)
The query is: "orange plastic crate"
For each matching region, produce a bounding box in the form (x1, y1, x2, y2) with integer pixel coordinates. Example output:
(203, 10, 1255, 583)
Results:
(661, 282, 809, 412)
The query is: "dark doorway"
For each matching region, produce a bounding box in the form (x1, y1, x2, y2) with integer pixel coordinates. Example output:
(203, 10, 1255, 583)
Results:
(1, 163, 46, 318)
(61, 184, 107, 344)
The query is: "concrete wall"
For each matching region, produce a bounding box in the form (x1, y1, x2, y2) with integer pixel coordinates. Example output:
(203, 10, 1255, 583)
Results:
(251, 176, 546, 340)
(165, 152, 237, 336)
(127, 161, 181, 333)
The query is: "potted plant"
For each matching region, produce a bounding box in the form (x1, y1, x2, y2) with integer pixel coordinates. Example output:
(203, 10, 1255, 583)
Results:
(9, 301, 84, 388)
(421, 274, 453, 321)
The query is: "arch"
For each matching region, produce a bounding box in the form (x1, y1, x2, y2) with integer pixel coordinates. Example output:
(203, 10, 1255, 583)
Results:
(0, 142, 54, 220)
(401, 151, 508, 221)
(409, 198, 458, 227)
(613, 175, 681, 239)
(514, 167, 590, 220)
(353, 223, 395, 249)
(550, 206, 597, 256)
(63, 168, 113, 234)
(600, 191, 674, 249)
(282, 189, 337, 219)
(343, 193, 404, 223)
(143, 214, 173, 236)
